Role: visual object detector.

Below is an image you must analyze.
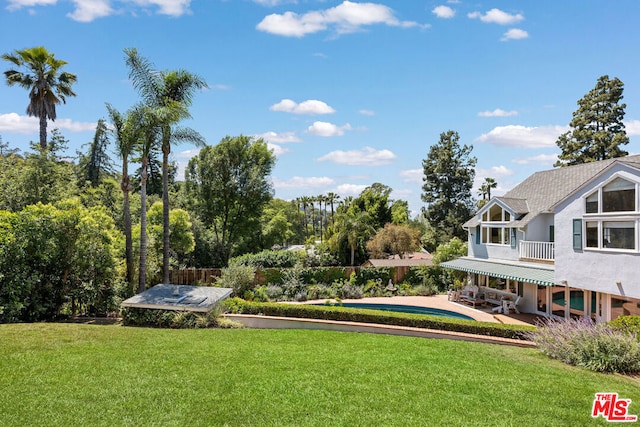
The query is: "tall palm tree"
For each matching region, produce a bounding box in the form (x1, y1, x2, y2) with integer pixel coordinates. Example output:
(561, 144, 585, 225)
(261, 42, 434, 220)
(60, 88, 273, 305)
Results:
(300, 196, 310, 240)
(125, 48, 207, 285)
(2, 46, 77, 149)
(136, 105, 165, 292)
(479, 177, 498, 200)
(106, 103, 143, 294)
(326, 192, 340, 225)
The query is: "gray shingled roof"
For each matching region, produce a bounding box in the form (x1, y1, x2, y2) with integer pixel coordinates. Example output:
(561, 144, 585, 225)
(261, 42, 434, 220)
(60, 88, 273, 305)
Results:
(464, 154, 640, 229)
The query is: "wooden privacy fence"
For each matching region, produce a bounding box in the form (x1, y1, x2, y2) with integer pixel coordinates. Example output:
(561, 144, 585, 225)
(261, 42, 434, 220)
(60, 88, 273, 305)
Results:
(169, 266, 413, 286)
(169, 268, 222, 286)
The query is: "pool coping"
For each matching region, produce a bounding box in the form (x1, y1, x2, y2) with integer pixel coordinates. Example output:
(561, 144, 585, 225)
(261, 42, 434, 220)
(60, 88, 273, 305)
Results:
(224, 314, 535, 348)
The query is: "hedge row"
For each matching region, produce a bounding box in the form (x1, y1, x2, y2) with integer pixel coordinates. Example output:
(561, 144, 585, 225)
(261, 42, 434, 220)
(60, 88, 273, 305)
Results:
(222, 298, 535, 340)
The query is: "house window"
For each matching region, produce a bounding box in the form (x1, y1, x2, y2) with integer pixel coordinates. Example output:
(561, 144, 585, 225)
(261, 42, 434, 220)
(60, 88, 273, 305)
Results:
(481, 226, 512, 245)
(585, 221, 598, 248)
(603, 178, 635, 212)
(586, 192, 598, 213)
(603, 221, 635, 249)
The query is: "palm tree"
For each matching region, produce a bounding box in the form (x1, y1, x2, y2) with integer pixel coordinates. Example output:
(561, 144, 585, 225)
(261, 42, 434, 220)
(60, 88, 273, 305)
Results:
(300, 196, 311, 240)
(316, 194, 325, 242)
(125, 48, 207, 285)
(326, 192, 340, 225)
(479, 177, 498, 200)
(136, 105, 163, 293)
(331, 210, 376, 266)
(2, 46, 77, 149)
(106, 103, 143, 294)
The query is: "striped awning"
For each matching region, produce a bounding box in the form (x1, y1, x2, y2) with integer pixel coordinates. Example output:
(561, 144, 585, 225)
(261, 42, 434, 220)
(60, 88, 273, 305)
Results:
(440, 257, 555, 286)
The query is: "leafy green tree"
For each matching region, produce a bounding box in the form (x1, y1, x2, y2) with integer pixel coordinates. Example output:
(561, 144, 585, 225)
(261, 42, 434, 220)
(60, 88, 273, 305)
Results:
(348, 183, 393, 230)
(0, 200, 118, 322)
(260, 199, 298, 249)
(185, 135, 276, 266)
(77, 119, 113, 187)
(555, 75, 629, 167)
(125, 47, 207, 285)
(2, 46, 77, 149)
(0, 135, 20, 156)
(147, 202, 195, 276)
(0, 132, 76, 211)
(433, 237, 468, 290)
(421, 130, 476, 251)
(390, 199, 410, 224)
(330, 210, 376, 266)
(365, 223, 421, 259)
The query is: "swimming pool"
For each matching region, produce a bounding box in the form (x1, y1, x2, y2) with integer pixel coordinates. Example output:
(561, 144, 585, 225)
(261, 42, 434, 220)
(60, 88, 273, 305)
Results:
(314, 302, 474, 321)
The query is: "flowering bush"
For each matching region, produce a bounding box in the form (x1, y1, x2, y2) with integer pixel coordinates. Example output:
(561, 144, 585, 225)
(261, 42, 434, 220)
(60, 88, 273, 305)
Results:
(526, 317, 640, 373)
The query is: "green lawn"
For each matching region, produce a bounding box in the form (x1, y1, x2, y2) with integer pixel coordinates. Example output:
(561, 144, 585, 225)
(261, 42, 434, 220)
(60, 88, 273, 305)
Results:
(1, 323, 638, 426)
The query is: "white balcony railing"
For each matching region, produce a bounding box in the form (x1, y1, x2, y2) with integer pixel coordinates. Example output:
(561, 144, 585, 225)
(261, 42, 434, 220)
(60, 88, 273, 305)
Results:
(519, 241, 554, 262)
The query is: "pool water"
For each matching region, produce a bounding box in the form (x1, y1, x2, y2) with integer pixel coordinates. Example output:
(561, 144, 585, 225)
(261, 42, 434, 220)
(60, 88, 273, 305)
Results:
(314, 302, 474, 321)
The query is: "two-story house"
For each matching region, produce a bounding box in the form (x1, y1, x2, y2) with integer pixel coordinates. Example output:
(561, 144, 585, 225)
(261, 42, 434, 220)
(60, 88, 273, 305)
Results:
(441, 155, 640, 323)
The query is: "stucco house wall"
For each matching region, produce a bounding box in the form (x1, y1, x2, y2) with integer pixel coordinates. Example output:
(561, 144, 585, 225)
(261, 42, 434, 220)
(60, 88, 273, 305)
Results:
(554, 165, 640, 300)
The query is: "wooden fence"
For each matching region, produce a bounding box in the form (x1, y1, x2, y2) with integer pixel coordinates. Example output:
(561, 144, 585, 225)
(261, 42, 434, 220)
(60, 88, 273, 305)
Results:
(169, 266, 413, 286)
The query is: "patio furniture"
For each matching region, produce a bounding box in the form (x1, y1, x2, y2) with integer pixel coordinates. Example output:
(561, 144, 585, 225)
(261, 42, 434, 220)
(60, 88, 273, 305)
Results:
(502, 296, 521, 314)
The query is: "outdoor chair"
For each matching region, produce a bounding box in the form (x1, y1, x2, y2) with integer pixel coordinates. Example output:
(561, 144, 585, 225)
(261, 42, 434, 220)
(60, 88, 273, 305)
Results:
(502, 296, 521, 314)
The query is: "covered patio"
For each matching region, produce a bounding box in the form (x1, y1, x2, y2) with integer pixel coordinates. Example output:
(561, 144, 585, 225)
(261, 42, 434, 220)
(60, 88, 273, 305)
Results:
(440, 257, 556, 319)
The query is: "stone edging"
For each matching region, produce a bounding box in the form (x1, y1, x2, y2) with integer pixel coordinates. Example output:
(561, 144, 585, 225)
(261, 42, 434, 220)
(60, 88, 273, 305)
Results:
(224, 314, 535, 348)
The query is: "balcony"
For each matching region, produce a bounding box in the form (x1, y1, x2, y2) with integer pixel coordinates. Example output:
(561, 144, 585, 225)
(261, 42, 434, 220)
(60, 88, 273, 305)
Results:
(519, 240, 554, 263)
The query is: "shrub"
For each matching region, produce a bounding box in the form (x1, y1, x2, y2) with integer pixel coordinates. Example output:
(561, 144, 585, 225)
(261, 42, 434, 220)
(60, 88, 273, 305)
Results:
(609, 315, 640, 339)
(216, 264, 256, 297)
(339, 284, 364, 299)
(412, 285, 437, 296)
(526, 317, 640, 374)
(121, 306, 239, 329)
(281, 264, 306, 299)
(265, 284, 284, 301)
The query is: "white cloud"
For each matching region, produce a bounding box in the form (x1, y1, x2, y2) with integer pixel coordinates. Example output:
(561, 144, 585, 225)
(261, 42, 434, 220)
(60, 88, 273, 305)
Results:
(307, 121, 351, 137)
(432, 5, 455, 19)
(175, 148, 200, 159)
(478, 109, 518, 117)
(8, 0, 191, 21)
(130, 0, 191, 17)
(267, 143, 289, 156)
(336, 183, 368, 196)
(255, 131, 302, 143)
(468, 8, 523, 25)
(476, 125, 568, 148)
(256, 1, 423, 37)
(625, 120, 640, 136)
(270, 99, 335, 115)
(317, 146, 396, 166)
(359, 109, 375, 116)
(272, 176, 335, 190)
(7, 0, 56, 11)
(253, 0, 297, 6)
(512, 154, 559, 165)
(67, 0, 113, 22)
(501, 28, 529, 41)
(0, 113, 96, 134)
(476, 165, 514, 179)
(399, 168, 422, 184)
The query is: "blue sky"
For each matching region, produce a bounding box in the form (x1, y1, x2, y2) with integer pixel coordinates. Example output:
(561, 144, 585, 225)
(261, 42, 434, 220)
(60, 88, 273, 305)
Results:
(2, 1, 640, 216)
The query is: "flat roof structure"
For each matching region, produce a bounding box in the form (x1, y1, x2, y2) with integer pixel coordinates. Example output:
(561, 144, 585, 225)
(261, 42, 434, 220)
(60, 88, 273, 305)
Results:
(121, 284, 233, 312)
